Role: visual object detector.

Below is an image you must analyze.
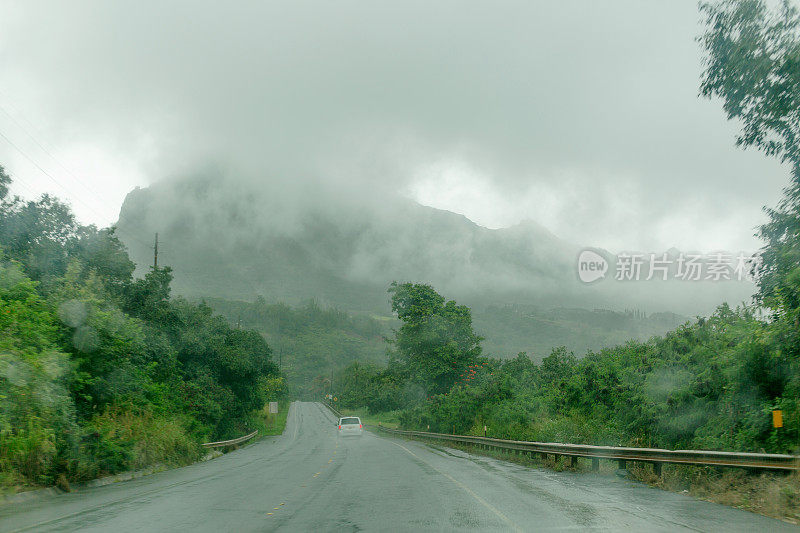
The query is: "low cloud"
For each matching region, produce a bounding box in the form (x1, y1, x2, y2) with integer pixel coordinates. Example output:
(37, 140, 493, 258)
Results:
(0, 0, 789, 253)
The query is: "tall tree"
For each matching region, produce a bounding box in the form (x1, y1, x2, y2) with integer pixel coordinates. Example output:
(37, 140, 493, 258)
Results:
(700, 1, 800, 437)
(700, 0, 800, 163)
(700, 0, 800, 315)
(0, 165, 10, 200)
(388, 282, 482, 394)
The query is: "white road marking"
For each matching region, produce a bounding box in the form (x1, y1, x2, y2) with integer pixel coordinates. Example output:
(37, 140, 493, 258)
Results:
(389, 440, 524, 533)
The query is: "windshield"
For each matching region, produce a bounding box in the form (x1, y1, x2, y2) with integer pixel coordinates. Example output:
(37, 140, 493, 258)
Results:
(1, 1, 798, 531)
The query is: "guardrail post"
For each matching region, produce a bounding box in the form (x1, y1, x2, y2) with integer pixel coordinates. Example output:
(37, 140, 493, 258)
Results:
(592, 458, 599, 472)
(652, 462, 662, 476)
(618, 459, 626, 470)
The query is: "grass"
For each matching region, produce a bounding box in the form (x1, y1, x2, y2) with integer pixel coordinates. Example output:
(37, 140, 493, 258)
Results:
(1, 402, 291, 498)
(249, 401, 290, 438)
(90, 407, 201, 473)
(338, 408, 401, 428)
(634, 464, 800, 524)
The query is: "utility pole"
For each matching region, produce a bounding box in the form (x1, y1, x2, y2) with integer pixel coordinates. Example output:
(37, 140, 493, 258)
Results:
(153, 233, 159, 270)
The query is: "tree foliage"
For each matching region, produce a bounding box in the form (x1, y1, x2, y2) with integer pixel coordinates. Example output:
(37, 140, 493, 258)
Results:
(388, 282, 482, 394)
(700, 0, 800, 163)
(0, 178, 284, 489)
(393, 304, 800, 453)
(700, 0, 800, 319)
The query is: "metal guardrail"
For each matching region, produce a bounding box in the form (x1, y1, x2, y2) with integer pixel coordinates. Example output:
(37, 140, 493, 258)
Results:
(321, 401, 342, 419)
(201, 430, 259, 448)
(374, 426, 800, 474)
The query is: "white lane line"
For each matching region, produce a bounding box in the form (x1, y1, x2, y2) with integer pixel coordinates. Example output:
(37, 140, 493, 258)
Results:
(389, 440, 524, 533)
(291, 403, 299, 441)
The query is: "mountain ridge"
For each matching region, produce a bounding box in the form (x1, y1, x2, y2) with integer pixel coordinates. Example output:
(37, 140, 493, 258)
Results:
(115, 174, 755, 318)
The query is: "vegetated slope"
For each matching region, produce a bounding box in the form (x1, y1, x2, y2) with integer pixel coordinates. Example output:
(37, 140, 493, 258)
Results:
(205, 295, 691, 396)
(0, 169, 285, 492)
(336, 283, 797, 457)
(115, 173, 753, 319)
(115, 174, 575, 311)
(474, 305, 688, 359)
(204, 297, 390, 397)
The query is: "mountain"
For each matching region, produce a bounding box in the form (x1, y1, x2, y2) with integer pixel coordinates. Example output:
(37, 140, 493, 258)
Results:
(115, 173, 754, 336)
(116, 174, 583, 311)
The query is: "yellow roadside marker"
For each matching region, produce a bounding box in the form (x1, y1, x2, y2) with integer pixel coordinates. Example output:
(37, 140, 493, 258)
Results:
(267, 513, 273, 516)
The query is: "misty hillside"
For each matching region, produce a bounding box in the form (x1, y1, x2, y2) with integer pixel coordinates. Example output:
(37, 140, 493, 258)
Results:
(473, 305, 688, 359)
(204, 298, 389, 397)
(204, 296, 687, 394)
(115, 173, 753, 333)
(116, 174, 582, 310)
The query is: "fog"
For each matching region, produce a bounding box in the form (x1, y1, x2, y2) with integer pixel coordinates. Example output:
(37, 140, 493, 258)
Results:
(0, 1, 791, 254)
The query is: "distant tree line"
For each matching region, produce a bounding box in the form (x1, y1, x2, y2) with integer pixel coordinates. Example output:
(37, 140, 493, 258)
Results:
(205, 296, 388, 398)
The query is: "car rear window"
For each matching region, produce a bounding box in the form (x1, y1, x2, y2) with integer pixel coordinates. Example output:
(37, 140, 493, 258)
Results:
(340, 417, 360, 425)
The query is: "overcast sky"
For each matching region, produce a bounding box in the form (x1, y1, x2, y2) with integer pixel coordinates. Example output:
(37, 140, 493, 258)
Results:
(0, 0, 789, 253)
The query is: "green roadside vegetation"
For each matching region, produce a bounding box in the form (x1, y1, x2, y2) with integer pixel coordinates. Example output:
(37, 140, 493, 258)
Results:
(336, 286, 800, 454)
(206, 292, 690, 402)
(0, 171, 287, 494)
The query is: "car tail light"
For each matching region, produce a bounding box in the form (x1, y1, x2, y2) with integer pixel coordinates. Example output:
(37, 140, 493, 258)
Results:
(359, 424, 363, 428)
(338, 425, 341, 429)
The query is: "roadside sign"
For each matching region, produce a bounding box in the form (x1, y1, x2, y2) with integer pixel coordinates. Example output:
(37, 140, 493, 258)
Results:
(773, 409, 783, 428)
(269, 402, 278, 414)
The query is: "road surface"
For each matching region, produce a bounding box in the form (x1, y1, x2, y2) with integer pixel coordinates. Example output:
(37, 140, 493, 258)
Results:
(1, 402, 796, 532)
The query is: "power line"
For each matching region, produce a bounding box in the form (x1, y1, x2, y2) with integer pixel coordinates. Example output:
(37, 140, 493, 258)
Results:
(0, 128, 153, 249)
(0, 129, 103, 215)
(0, 101, 151, 239)
(0, 103, 102, 204)
(0, 119, 194, 292)
(4, 171, 38, 198)
(0, 96, 247, 300)
(0, 93, 154, 248)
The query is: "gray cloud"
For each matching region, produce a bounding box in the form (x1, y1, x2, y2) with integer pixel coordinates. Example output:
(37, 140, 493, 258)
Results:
(0, 0, 789, 253)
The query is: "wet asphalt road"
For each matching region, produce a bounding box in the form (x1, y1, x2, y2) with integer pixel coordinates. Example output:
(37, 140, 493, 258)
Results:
(1, 401, 797, 532)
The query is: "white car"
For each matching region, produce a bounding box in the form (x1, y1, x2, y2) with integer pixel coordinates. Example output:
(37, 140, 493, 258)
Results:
(337, 416, 363, 436)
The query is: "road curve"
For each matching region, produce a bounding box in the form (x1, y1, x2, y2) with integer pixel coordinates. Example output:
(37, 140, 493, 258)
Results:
(1, 402, 796, 532)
